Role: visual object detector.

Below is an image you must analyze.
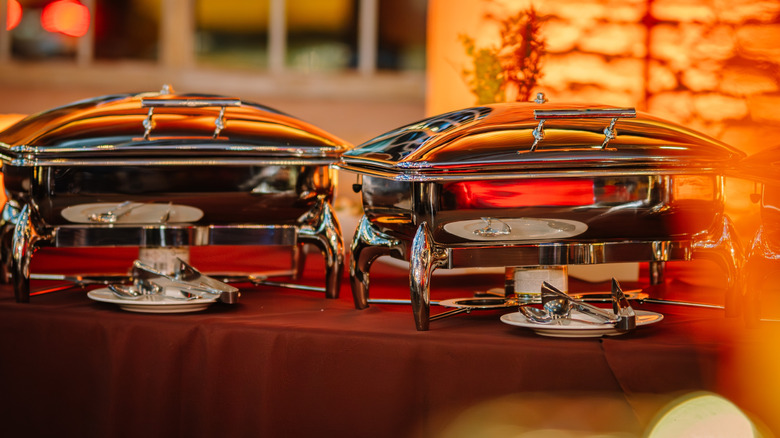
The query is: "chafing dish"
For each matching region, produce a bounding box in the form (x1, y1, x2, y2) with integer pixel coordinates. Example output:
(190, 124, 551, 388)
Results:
(0, 86, 350, 303)
(339, 95, 745, 330)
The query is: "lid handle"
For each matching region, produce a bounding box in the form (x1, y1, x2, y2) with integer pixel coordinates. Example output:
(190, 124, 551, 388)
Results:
(528, 108, 636, 151)
(140, 97, 242, 140)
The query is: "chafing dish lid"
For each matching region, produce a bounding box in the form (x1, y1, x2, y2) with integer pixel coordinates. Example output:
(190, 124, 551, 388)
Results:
(0, 90, 350, 163)
(340, 102, 744, 180)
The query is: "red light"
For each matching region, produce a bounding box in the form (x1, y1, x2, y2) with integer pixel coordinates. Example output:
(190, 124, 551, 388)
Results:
(6, 0, 21, 31)
(41, 0, 90, 37)
(445, 179, 596, 209)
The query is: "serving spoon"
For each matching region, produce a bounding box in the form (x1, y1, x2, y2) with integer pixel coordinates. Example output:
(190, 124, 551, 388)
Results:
(88, 201, 142, 223)
(519, 306, 557, 324)
(518, 305, 613, 326)
(107, 283, 198, 301)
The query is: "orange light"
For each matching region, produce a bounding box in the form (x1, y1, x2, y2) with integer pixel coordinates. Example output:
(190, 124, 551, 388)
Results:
(444, 179, 595, 209)
(6, 0, 21, 31)
(41, 0, 90, 37)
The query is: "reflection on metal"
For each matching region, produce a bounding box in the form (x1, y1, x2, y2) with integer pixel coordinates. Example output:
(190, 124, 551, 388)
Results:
(11, 205, 49, 302)
(473, 217, 511, 238)
(142, 106, 155, 140)
(341, 100, 745, 331)
(410, 222, 448, 331)
(213, 106, 227, 138)
(0, 88, 349, 303)
(341, 102, 740, 181)
(297, 197, 344, 299)
(349, 215, 404, 309)
(131, 258, 240, 303)
(529, 119, 546, 151)
(601, 117, 619, 148)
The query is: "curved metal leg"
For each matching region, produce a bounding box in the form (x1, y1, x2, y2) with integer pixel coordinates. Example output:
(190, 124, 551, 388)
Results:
(410, 222, 447, 331)
(12, 205, 43, 303)
(298, 198, 344, 299)
(693, 216, 745, 317)
(349, 215, 403, 309)
(0, 222, 14, 284)
(0, 200, 21, 284)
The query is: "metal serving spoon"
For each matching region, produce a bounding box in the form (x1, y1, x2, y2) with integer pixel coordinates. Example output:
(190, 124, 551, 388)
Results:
(518, 305, 613, 326)
(107, 283, 197, 301)
(88, 201, 142, 223)
(107, 283, 144, 300)
(519, 306, 556, 324)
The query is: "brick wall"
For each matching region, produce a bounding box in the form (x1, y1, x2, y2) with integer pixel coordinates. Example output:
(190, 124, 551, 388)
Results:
(428, 0, 780, 155)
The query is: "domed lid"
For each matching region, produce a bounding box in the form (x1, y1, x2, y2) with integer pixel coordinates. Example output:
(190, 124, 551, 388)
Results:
(340, 98, 743, 181)
(0, 85, 350, 166)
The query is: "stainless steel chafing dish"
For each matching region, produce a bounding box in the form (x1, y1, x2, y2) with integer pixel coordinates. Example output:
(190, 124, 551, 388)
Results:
(339, 95, 745, 330)
(0, 86, 350, 303)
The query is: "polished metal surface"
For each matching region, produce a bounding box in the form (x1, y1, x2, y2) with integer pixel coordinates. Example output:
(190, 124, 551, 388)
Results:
(131, 258, 240, 303)
(349, 213, 742, 330)
(409, 222, 447, 331)
(296, 198, 344, 299)
(140, 97, 242, 140)
(349, 215, 404, 309)
(0, 88, 350, 303)
(360, 173, 725, 245)
(342, 99, 745, 331)
(0, 92, 347, 162)
(340, 101, 744, 180)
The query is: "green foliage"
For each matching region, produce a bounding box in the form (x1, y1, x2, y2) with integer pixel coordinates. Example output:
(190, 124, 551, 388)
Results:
(460, 35, 505, 104)
(460, 7, 546, 104)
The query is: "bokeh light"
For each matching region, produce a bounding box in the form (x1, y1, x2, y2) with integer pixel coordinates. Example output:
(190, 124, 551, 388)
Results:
(6, 0, 21, 31)
(41, 0, 90, 38)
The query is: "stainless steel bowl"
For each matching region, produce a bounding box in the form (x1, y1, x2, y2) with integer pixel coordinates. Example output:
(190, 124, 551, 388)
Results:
(0, 86, 351, 302)
(339, 98, 745, 330)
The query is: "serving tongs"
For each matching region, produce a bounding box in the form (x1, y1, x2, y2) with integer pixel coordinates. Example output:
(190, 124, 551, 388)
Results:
(128, 259, 240, 303)
(540, 279, 636, 331)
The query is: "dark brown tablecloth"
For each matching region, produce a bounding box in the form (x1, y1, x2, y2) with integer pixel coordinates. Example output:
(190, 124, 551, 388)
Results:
(0, 247, 777, 437)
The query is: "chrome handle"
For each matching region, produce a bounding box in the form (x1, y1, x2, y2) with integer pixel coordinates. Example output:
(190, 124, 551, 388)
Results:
(533, 108, 636, 119)
(140, 97, 242, 140)
(141, 97, 242, 108)
(526, 107, 637, 152)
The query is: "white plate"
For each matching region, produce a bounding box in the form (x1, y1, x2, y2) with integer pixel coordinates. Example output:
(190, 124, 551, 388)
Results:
(444, 217, 588, 241)
(87, 287, 217, 313)
(500, 309, 663, 337)
(62, 202, 204, 224)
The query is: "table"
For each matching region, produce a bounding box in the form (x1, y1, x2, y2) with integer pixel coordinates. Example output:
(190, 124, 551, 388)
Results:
(0, 246, 777, 437)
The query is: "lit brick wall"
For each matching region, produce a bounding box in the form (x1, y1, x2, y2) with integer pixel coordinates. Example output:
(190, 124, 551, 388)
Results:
(428, 0, 780, 154)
